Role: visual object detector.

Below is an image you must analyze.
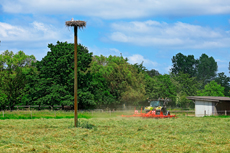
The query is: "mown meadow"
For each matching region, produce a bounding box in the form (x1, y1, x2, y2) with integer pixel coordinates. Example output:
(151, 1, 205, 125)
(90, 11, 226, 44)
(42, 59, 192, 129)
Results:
(0, 111, 230, 153)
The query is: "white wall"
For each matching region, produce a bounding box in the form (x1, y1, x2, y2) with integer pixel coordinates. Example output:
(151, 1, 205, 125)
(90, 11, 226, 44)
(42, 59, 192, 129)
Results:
(195, 101, 213, 117)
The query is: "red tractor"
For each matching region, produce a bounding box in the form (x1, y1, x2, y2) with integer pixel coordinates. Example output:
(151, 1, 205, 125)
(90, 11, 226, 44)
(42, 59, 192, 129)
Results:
(122, 98, 176, 118)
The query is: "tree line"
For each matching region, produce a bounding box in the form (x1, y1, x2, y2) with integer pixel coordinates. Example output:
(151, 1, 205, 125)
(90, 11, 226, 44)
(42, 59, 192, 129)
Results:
(0, 41, 229, 110)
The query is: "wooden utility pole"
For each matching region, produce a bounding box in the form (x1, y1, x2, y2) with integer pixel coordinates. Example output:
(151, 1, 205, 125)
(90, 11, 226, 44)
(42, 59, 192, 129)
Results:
(66, 19, 86, 127)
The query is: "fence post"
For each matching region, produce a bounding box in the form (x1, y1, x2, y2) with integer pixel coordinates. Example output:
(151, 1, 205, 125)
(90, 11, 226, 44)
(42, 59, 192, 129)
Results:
(31, 111, 32, 119)
(55, 111, 56, 118)
(204, 110, 206, 116)
(110, 110, 111, 116)
(225, 110, 227, 116)
(2, 111, 4, 118)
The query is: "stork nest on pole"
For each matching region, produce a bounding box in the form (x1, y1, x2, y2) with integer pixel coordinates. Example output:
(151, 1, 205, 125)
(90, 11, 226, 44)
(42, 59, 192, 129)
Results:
(65, 20, 86, 28)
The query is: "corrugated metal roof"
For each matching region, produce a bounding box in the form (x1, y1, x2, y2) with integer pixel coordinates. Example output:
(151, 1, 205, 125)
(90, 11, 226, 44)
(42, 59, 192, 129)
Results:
(187, 96, 230, 102)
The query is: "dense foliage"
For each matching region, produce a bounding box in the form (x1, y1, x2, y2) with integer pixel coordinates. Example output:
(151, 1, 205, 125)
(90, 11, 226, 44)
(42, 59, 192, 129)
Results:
(171, 53, 197, 77)
(0, 50, 36, 110)
(171, 53, 218, 88)
(214, 72, 230, 97)
(0, 42, 229, 110)
(197, 80, 225, 96)
(172, 72, 199, 108)
(88, 55, 146, 106)
(24, 42, 96, 109)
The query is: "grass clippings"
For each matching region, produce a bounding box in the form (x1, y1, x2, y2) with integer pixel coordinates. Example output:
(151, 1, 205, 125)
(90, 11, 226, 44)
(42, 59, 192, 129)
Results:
(0, 114, 230, 152)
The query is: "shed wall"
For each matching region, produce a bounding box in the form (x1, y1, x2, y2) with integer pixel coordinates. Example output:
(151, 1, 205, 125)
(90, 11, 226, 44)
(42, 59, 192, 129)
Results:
(195, 101, 213, 117)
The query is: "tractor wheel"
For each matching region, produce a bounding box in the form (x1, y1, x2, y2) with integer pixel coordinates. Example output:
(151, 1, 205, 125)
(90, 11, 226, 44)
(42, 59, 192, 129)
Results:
(167, 111, 170, 115)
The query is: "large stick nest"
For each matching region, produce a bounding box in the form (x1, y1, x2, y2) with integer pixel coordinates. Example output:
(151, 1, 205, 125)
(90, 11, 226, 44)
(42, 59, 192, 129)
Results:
(65, 20, 86, 28)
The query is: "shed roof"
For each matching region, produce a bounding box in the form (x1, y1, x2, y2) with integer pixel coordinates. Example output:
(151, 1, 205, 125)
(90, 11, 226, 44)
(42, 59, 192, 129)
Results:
(187, 96, 230, 102)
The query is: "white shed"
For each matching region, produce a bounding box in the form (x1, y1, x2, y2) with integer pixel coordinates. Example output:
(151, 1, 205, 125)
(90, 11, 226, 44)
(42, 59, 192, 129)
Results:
(187, 96, 230, 117)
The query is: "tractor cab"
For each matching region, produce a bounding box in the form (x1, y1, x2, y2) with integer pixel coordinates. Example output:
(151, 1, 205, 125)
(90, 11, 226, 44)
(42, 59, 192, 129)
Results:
(145, 100, 163, 113)
(145, 98, 170, 115)
(150, 101, 164, 107)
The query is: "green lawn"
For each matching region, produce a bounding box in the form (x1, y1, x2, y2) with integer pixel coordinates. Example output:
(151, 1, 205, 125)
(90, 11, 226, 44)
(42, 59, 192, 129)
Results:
(0, 113, 230, 152)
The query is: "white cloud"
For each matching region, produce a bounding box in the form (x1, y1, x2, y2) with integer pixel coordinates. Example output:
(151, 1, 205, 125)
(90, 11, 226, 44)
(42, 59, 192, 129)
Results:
(0, 21, 74, 61)
(109, 48, 121, 54)
(0, 21, 60, 41)
(216, 59, 227, 63)
(0, 22, 25, 38)
(89, 47, 158, 69)
(165, 66, 172, 73)
(127, 54, 158, 68)
(109, 20, 230, 49)
(1, 0, 230, 19)
(32, 21, 48, 32)
(110, 32, 129, 42)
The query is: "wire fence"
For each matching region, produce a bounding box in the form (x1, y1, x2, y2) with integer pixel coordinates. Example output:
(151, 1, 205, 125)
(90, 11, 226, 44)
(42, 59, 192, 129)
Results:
(3, 105, 194, 111)
(1, 108, 229, 119)
(1, 105, 229, 118)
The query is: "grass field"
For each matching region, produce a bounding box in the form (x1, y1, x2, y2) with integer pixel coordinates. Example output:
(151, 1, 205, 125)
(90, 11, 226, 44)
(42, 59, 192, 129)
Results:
(0, 110, 93, 120)
(0, 112, 230, 152)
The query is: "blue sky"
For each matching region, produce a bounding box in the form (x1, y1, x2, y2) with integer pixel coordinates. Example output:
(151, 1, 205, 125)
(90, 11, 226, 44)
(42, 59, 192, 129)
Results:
(0, 0, 230, 76)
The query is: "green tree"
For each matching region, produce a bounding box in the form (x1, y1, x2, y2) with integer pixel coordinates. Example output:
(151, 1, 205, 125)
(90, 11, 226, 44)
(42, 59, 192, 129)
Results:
(197, 80, 225, 96)
(88, 55, 146, 106)
(0, 50, 36, 110)
(145, 74, 177, 105)
(171, 53, 218, 88)
(29, 41, 95, 109)
(146, 69, 160, 77)
(214, 72, 230, 97)
(145, 76, 160, 99)
(172, 72, 199, 96)
(155, 74, 177, 105)
(172, 72, 199, 108)
(171, 53, 198, 77)
(87, 72, 116, 108)
(133, 62, 147, 74)
(197, 54, 217, 87)
(0, 91, 7, 110)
